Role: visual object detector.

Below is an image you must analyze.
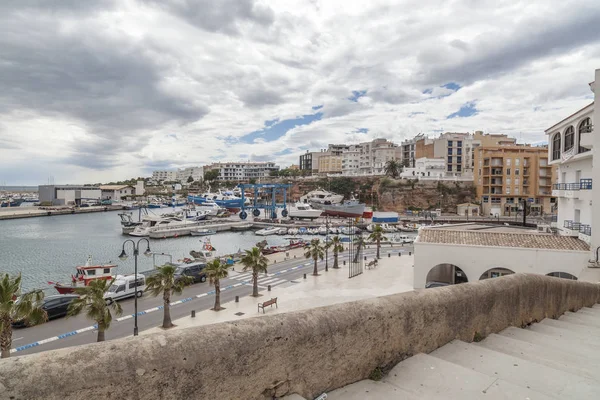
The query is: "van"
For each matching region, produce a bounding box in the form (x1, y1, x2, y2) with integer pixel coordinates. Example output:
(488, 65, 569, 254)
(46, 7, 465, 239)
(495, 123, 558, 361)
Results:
(104, 274, 145, 304)
(174, 262, 207, 284)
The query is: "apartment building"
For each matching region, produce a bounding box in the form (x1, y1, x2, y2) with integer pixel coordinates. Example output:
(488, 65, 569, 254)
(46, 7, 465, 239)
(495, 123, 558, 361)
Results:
(176, 167, 204, 184)
(318, 155, 343, 174)
(341, 138, 401, 176)
(474, 145, 556, 216)
(206, 161, 279, 181)
(546, 94, 595, 244)
(152, 170, 177, 182)
(400, 135, 422, 167)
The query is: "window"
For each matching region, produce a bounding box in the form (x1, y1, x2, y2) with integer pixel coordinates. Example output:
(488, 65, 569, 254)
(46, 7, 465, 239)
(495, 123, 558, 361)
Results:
(457, 148, 462, 155)
(483, 196, 489, 203)
(564, 126, 574, 151)
(103, 268, 110, 274)
(515, 188, 519, 195)
(116, 285, 125, 293)
(506, 178, 511, 185)
(457, 156, 462, 164)
(448, 140, 453, 147)
(578, 118, 592, 153)
(515, 178, 519, 185)
(505, 188, 511, 195)
(457, 141, 462, 147)
(552, 133, 561, 160)
(515, 158, 520, 166)
(506, 168, 510, 175)
(515, 168, 519, 176)
(506, 159, 511, 166)
(457, 165, 462, 172)
(87, 269, 95, 276)
(447, 156, 452, 164)
(447, 148, 453, 155)
(447, 165, 452, 172)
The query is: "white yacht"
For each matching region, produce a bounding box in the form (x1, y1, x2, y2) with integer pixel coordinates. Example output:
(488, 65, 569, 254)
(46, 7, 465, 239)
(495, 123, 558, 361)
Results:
(196, 200, 223, 216)
(255, 227, 280, 236)
(129, 215, 201, 237)
(288, 203, 323, 220)
(299, 189, 344, 206)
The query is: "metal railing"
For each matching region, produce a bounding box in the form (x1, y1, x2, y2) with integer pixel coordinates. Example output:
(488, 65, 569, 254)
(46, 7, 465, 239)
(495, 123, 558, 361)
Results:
(564, 220, 581, 231)
(580, 224, 592, 236)
(552, 179, 593, 190)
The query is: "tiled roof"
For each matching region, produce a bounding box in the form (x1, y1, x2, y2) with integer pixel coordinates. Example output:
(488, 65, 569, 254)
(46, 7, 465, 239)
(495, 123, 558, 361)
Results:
(99, 185, 132, 190)
(418, 228, 590, 251)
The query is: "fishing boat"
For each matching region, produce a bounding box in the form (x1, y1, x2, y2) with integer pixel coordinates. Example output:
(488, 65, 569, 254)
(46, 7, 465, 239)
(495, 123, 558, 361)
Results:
(147, 202, 166, 209)
(190, 229, 216, 236)
(187, 189, 246, 211)
(319, 200, 365, 218)
(49, 256, 117, 294)
(118, 212, 142, 234)
(255, 227, 280, 236)
(287, 203, 323, 220)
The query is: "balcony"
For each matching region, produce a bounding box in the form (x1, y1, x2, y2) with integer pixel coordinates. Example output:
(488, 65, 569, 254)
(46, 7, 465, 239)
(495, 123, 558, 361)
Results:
(552, 179, 592, 198)
(579, 124, 594, 149)
(564, 220, 581, 231)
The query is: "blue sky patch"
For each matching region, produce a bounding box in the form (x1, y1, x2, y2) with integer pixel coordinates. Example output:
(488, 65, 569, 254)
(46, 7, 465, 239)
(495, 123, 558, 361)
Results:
(447, 102, 478, 119)
(348, 90, 367, 102)
(355, 128, 369, 133)
(240, 112, 323, 144)
(312, 104, 323, 110)
(442, 82, 461, 91)
(422, 88, 433, 95)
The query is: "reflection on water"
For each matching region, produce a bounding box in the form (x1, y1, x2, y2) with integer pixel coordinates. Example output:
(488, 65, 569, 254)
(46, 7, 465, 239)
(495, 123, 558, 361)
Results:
(0, 211, 291, 291)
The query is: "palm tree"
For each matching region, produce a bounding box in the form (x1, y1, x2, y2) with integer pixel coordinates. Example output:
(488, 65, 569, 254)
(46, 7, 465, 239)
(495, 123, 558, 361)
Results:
(327, 236, 345, 269)
(368, 224, 388, 259)
(353, 235, 366, 263)
(67, 278, 122, 342)
(305, 238, 325, 276)
(0, 274, 47, 358)
(241, 247, 268, 297)
(145, 265, 192, 329)
(384, 160, 400, 178)
(204, 259, 230, 311)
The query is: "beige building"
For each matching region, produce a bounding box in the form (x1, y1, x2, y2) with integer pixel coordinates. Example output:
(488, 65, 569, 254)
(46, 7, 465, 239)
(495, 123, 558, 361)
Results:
(474, 145, 556, 216)
(318, 155, 343, 174)
(456, 203, 480, 217)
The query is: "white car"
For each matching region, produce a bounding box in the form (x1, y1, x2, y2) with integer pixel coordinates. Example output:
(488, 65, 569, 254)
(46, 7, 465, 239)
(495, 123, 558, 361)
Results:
(104, 274, 146, 304)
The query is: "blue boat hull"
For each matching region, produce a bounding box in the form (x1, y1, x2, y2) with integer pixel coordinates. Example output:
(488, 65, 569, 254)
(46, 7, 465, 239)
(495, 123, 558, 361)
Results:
(187, 195, 243, 210)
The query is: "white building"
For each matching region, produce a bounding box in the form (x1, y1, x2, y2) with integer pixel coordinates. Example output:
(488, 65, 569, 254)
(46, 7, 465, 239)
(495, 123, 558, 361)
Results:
(99, 185, 135, 201)
(38, 185, 101, 206)
(413, 224, 596, 289)
(341, 138, 401, 176)
(399, 157, 446, 180)
(400, 135, 420, 168)
(546, 102, 593, 243)
(176, 167, 204, 184)
(206, 161, 279, 181)
(152, 170, 177, 182)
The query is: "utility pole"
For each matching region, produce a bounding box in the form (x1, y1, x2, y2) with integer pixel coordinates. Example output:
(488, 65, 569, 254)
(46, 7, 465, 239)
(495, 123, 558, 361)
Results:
(522, 198, 527, 227)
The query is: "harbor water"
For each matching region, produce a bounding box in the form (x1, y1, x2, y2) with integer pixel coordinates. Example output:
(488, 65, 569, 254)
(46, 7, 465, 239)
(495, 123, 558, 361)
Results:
(0, 210, 293, 291)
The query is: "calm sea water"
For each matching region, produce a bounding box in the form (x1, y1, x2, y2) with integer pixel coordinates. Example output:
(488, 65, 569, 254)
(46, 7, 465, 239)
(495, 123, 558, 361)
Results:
(0, 209, 291, 291)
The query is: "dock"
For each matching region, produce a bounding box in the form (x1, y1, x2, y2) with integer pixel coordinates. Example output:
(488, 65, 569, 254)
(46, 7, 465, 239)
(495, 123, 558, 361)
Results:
(148, 221, 254, 239)
(0, 205, 127, 220)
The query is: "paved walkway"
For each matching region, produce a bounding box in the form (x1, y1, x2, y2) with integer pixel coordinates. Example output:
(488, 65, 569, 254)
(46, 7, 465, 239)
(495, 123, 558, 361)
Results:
(143, 250, 414, 334)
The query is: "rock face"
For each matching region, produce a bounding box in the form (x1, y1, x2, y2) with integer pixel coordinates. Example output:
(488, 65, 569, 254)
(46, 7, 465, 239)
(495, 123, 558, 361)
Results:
(0, 274, 598, 400)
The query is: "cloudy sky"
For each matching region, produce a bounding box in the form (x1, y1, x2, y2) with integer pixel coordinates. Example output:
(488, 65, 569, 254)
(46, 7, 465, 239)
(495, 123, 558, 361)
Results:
(1, 0, 599, 185)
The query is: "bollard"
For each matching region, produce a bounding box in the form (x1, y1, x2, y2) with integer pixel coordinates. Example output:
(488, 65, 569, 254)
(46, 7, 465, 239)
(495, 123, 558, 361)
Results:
(294, 255, 297, 258)
(191, 310, 196, 318)
(364, 256, 367, 261)
(399, 252, 402, 257)
(409, 251, 412, 256)
(343, 260, 346, 265)
(304, 273, 307, 279)
(235, 295, 239, 303)
(286, 252, 289, 257)
(268, 285, 271, 291)
(388, 253, 390, 258)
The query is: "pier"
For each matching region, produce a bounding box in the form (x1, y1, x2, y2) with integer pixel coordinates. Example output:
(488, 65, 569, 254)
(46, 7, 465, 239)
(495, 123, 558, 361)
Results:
(0, 205, 127, 220)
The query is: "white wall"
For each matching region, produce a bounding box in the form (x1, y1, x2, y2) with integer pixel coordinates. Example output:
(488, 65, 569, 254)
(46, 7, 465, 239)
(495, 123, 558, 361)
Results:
(413, 241, 591, 289)
(592, 69, 600, 254)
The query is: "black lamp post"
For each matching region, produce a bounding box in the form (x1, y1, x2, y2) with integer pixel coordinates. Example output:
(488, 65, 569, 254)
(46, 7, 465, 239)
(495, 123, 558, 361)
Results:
(325, 214, 329, 272)
(118, 238, 151, 336)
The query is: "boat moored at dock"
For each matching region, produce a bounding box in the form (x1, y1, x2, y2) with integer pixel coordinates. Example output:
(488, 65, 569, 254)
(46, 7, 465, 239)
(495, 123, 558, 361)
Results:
(49, 256, 117, 294)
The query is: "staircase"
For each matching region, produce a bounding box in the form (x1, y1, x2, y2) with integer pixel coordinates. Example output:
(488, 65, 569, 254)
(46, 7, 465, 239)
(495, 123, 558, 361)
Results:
(325, 305, 600, 399)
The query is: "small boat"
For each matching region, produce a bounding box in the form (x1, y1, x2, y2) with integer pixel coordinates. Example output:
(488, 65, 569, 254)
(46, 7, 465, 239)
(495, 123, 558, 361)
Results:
(190, 229, 216, 236)
(288, 228, 299, 235)
(288, 203, 323, 220)
(49, 256, 117, 294)
(318, 225, 328, 235)
(298, 227, 308, 235)
(320, 200, 366, 218)
(299, 189, 344, 206)
(340, 226, 359, 235)
(277, 228, 288, 235)
(231, 223, 253, 231)
(147, 202, 166, 209)
(255, 227, 280, 236)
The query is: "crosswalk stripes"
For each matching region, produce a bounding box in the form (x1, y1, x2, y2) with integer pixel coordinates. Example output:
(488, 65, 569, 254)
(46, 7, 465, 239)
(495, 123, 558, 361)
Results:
(229, 273, 288, 288)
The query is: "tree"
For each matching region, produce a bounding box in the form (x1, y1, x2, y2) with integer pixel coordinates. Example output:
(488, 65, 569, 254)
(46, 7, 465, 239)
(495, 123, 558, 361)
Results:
(67, 279, 122, 342)
(187, 175, 194, 183)
(304, 238, 325, 276)
(384, 160, 400, 178)
(204, 259, 230, 311)
(145, 265, 192, 329)
(0, 274, 47, 358)
(368, 224, 387, 259)
(204, 169, 219, 182)
(269, 170, 279, 177)
(353, 235, 366, 263)
(327, 236, 344, 269)
(241, 247, 268, 297)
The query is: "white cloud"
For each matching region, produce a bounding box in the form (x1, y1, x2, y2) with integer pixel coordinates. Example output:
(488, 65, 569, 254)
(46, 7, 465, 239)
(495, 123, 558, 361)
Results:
(0, 0, 599, 184)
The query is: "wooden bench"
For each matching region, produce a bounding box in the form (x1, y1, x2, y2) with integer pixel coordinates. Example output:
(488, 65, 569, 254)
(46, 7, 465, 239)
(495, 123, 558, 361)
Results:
(258, 297, 278, 313)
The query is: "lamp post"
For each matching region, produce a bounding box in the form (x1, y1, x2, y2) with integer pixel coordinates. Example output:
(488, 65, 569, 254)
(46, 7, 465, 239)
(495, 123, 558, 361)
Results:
(118, 238, 151, 336)
(325, 214, 329, 272)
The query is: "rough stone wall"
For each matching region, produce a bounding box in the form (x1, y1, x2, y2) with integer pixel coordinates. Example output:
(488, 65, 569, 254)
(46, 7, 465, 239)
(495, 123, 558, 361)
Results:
(0, 274, 598, 400)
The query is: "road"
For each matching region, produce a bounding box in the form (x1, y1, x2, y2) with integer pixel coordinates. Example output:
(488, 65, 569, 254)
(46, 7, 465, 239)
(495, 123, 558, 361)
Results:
(12, 244, 414, 356)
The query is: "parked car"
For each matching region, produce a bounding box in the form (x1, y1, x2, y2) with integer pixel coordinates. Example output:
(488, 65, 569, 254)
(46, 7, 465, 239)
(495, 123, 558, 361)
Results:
(174, 262, 207, 284)
(104, 274, 145, 304)
(425, 281, 450, 289)
(12, 294, 79, 328)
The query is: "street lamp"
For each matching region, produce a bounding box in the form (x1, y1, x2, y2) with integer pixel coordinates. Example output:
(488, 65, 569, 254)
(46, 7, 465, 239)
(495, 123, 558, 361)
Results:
(325, 214, 329, 272)
(118, 238, 151, 336)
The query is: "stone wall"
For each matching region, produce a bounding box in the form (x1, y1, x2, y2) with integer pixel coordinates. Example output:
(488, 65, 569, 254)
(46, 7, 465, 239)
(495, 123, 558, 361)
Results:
(0, 274, 599, 400)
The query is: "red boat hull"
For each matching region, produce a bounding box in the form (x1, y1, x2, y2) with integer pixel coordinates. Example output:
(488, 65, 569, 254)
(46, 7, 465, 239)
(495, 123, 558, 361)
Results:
(54, 285, 76, 294)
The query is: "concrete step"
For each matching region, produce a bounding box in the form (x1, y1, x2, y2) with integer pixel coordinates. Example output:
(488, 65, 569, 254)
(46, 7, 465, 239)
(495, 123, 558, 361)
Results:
(430, 340, 600, 399)
(500, 326, 600, 361)
(561, 311, 600, 328)
(326, 379, 419, 400)
(383, 352, 551, 400)
(573, 307, 600, 316)
(539, 317, 600, 338)
(478, 332, 600, 381)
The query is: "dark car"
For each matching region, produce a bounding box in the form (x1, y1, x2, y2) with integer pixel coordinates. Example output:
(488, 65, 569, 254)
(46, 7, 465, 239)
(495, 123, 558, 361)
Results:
(12, 294, 79, 328)
(425, 281, 450, 289)
(174, 262, 207, 284)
